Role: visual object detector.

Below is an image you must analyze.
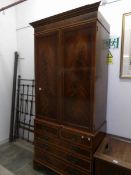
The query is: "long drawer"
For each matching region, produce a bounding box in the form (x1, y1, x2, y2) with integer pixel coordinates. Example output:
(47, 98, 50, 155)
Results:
(60, 127, 92, 148)
(35, 119, 93, 148)
(35, 139, 91, 172)
(35, 149, 90, 175)
(35, 131, 92, 160)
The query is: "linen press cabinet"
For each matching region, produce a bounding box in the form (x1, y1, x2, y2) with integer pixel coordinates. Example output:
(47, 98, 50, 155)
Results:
(31, 2, 110, 175)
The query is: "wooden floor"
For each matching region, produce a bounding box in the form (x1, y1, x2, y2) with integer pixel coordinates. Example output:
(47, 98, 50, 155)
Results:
(0, 140, 56, 175)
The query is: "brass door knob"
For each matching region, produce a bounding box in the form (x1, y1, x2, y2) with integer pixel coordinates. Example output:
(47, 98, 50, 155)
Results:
(81, 136, 84, 139)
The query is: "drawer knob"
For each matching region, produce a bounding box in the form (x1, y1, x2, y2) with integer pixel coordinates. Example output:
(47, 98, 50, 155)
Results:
(88, 137, 91, 141)
(81, 136, 91, 141)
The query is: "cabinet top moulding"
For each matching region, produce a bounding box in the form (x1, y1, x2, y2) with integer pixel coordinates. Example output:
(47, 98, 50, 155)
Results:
(30, 1, 109, 33)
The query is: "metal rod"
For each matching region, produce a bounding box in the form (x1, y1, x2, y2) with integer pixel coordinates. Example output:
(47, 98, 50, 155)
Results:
(14, 75, 21, 139)
(9, 52, 19, 142)
(20, 79, 35, 81)
(19, 125, 34, 133)
(28, 81, 34, 141)
(22, 85, 29, 139)
(19, 121, 34, 128)
(19, 84, 34, 87)
(0, 0, 27, 12)
(17, 93, 35, 97)
(17, 110, 35, 116)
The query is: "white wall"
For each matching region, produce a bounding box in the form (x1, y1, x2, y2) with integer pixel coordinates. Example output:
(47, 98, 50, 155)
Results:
(15, 0, 131, 139)
(100, 1, 131, 139)
(0, 7, 17, 143)
(0, 0, 20, 8)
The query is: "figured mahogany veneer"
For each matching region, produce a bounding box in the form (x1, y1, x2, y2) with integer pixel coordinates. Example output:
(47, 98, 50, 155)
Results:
(31, 2, 109, 175)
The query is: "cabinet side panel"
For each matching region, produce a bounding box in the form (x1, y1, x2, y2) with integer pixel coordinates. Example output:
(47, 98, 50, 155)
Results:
(94, 21, 109, 131)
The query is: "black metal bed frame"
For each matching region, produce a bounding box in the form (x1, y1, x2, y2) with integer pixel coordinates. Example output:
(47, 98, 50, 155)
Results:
(9, 52, 35, 143)
(15, 76, 35, 143)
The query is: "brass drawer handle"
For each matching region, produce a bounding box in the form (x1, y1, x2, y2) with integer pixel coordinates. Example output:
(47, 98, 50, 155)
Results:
(81, 135, 91, 141)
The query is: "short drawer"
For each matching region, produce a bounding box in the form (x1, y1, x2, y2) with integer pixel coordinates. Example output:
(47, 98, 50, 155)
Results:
(64, 166, 90, 175)
(70, 145, 91, 159)
(35, 131, 56, 143)
(35, 149, 65, 174)
(35, 140, 91, 172)
(35, 119, 59, 137)
(64, 154, 91, 172)
(35, 149, 89, 175)
(35, 132, 92, 160)
(60, 128, 92, 148)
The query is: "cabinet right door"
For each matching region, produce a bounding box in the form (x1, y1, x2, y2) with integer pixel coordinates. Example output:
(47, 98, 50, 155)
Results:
(61, 22, 96, 130)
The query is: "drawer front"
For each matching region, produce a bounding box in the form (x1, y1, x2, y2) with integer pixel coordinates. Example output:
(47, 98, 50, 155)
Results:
(70, 145, 91, 159)
(35, 139, 91, 172)
(35, 149, 89, 175)
(35, 149, 65, 174)
(35, 119, 59, 137)
(35, 132, 92, 160)
(64, 166, 90, 175)
(60, 128, 92, 147)
(64, 154, 91, 172)
(35, 131, 54, 142)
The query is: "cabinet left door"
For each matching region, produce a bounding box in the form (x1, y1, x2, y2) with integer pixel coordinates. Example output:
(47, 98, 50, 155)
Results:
(35, 31, 59, 122)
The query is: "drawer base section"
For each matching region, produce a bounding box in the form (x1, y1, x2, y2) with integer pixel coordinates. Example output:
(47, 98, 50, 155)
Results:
(34, 160, 59, 175)
(34, 159, 90, 175)
(34, 119, 106, 175)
